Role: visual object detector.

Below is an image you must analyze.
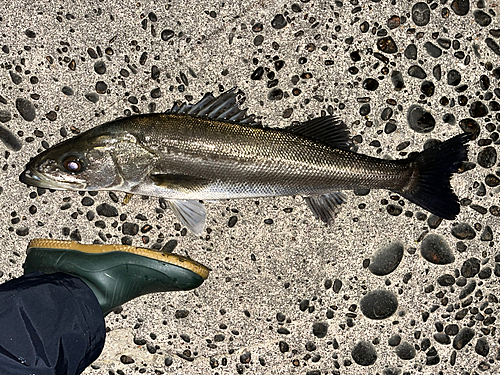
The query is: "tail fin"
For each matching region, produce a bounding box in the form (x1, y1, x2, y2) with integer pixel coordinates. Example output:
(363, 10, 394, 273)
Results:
(397, 133, 471, 220)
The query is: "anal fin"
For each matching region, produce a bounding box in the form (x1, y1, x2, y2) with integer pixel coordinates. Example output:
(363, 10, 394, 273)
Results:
(304, 192, 347, 223)
(168, 200, 206, 235)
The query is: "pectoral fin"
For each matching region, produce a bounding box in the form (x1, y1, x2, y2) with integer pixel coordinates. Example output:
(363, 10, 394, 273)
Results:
(168, 200, 206, 235)
(304, 192, 347, 223)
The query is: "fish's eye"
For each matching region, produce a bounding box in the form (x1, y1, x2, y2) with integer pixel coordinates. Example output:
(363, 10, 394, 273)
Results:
(62, 156, 85, 173)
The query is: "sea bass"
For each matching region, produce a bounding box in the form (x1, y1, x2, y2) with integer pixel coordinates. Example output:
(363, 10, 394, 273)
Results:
(20, 89, 470, 234)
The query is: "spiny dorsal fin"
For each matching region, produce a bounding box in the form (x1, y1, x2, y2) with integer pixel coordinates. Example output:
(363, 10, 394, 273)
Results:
(286, 116, 351, 151)
(167, 88, 260, 126)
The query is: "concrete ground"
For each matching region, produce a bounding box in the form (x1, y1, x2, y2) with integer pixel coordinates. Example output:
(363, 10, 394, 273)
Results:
(0, 0, 499, 374)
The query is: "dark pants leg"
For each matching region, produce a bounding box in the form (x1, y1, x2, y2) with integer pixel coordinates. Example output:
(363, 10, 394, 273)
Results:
(0, 272, 105, 375)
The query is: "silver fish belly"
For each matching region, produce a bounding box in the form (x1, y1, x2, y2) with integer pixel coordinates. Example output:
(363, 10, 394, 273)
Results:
(20, 89, 470, 234)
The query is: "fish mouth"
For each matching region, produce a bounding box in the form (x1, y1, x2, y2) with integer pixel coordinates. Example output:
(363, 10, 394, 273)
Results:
(20, 168, 86, 190)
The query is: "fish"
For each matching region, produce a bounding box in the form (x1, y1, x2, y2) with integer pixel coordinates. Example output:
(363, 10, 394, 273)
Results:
(20, 88, 470, 235)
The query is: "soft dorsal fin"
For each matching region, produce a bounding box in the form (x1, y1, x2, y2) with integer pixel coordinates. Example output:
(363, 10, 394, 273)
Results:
(167, 88, 260, 126)
(286, 116, 351, 151)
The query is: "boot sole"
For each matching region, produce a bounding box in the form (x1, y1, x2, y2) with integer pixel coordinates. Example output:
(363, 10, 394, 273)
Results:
(28, 238, 209, 279)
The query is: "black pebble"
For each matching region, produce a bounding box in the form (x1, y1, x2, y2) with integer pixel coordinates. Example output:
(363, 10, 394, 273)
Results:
(359, 103, 370, 116)
(407, 105, 435, 133)
(395, 341, 416, 360)
(391, 70, 405, 90)
(424, 42, 442, 58)
(85, 93, 99, 103)
(474, 10, 492, 26)
(122, 222, 139, 235)
(477, 146, 497, 168)
(469, 101, 489, 118)
(485, 38, 500, 56)
(420, 81, 435, 97)
(459, 118, 480, 139)
(161, 29, 174, 41)
(362, 78, 379, 91)
(228, 216, 238, 227)
(25, 29, 36, 38)
(408, 65, 427, 79)
(0, 125, 22, 151)
(377, 37, 397, 54)
(458, 279, 476, 299)
(96, 203, 118, 217)
(0, 110, 11, 123)
(452, 327, 474, 350)
(447, 69, 461, 86)
(268, 89, 283, 101)
(120, 355, 134, 364)
(95, 81, 107, 94)
(420, 234, 455, 265)
(271, 14, 287, 29)
(360, 289, 398, 319)
(437, 274, 455, 286)
(368, 241, 404, 276)
(404, 44, 417, 60)
(312, 322, 328, 338)
(62, 86, 74, 95)
(279, 341, 289, 353)
(15, 98, 36, 121)
(251, 67, 264, 80)
(412, 2, 431, 26)
(162, 239, 177, 253)
(433, 333, 451, 345)
(450, 0, 470, 16)
(388, 335, 401, 346)
(16, 227, 29, 236)
(461, 257, 480, 277)
(81, 197, 94, 206)
(445, 324, 459, 336)
(475, 337, 489, 356)
(175, 309, 189, 318)
(9, 71, 22, 85)
(94, 61, 106, 74)
(351, 341, 377, 366)
(485, 174, 500, 187)
(451, 223, 476, 240)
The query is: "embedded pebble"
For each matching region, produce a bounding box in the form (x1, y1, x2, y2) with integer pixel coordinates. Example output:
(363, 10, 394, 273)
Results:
(451, 0, 470, 16)
(475, 337, 489, 357)
(469, 101, 489, 118)
(0, 125, 22, 151)
(377, 37, 397, 54)
(368, 241, 404, 276)
(271, 14, 287, 30)
(395, 342, 416, 360)
(312, 322, 328, 338)
(461, 257, 480, 277)
(447, 70, 461, 86)
(407, 105, 435, 133)
(0, 110, 11, 123)
(474, 10, 492, 27)
(477, 147, 497, 168)
(451, 223, 476, 240)
(96, 203, 118, 217)
(15, 98, 36, 121)
(420, 234, 454, 265)
(351, 341, 377, 366)
(412, 2, 430, 26)
(424, 42, 442, 58)
(408, 65, 427, 79)
(452, 327, 474, 350)
(360, 289, 398, 320)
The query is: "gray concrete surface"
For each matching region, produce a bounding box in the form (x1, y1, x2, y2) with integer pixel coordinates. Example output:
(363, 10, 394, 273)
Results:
(0, 0, 499, 374)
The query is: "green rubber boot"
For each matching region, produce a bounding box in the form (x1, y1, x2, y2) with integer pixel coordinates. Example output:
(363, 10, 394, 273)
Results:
(23, 239, 210, 316)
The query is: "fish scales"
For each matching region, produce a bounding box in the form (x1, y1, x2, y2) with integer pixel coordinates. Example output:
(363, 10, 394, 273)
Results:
(119, 113, 412, 199)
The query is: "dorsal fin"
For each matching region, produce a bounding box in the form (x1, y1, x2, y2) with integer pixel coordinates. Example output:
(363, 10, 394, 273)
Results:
(167, 88, 260, 126)
(286, 116, 351, 151)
